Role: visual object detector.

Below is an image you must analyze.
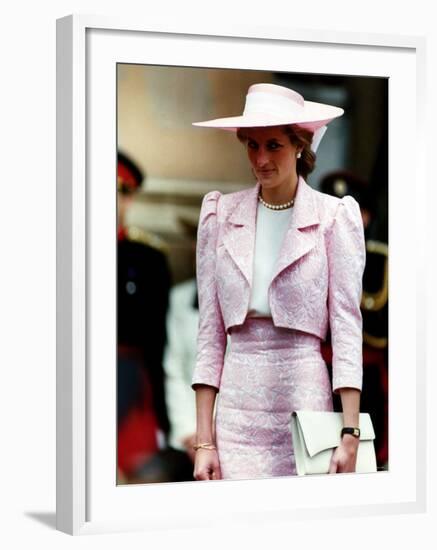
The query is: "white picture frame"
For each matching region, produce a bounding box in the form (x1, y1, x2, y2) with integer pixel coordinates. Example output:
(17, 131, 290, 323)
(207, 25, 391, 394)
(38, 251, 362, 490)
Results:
(56, 14, 427, 535)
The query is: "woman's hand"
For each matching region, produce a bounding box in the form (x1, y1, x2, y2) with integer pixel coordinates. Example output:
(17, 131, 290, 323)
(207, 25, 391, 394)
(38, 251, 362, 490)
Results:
(193, 449, 222, 481)
(329, 434, 359, 474)
(332, 387, 361, 474)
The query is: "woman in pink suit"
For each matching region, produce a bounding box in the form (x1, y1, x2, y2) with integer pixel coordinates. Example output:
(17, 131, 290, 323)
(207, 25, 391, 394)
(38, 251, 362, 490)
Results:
(191, 84, 366, 481)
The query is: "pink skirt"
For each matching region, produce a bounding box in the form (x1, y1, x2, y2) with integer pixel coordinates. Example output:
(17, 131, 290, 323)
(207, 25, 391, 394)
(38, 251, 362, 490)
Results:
(215, 318, 333, 480)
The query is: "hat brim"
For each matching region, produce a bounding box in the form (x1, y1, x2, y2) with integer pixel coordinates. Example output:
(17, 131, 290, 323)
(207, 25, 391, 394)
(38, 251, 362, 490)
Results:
(193, 101, 343, 132)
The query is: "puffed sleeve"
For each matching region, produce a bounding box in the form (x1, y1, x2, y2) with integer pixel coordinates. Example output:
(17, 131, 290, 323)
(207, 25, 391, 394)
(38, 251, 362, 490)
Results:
(326, 195, 366, 393)
(191, 191, 227, 391)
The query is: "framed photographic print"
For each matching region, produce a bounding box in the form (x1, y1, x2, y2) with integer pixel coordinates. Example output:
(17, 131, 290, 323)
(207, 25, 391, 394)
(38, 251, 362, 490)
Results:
(56, 14, 427, 535)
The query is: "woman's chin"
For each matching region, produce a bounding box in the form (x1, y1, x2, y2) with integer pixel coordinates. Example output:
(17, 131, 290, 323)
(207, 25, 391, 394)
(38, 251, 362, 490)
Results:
(259, 179, 277, 189)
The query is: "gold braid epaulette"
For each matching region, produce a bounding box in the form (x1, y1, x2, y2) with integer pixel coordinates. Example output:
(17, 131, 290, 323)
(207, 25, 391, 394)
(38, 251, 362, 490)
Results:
(126, 226, 169, 254)
(361, 240, 388, 349)
(363, 331, 388, 349)
(361, 240, 388, 312)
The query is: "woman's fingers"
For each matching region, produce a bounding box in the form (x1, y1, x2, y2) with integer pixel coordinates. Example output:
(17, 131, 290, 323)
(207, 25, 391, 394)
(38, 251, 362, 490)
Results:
(194, 454, 219, 480)
(329, 449, 338, 474)
(212, 463, 222, 480)
(195, 465, 221, 481)
(194, 451, 222, 481)
(194, 468, 212, 480)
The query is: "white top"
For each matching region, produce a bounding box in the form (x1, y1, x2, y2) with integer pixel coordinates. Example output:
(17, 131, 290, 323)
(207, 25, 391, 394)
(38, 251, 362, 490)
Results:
(248, 202, 293, 317)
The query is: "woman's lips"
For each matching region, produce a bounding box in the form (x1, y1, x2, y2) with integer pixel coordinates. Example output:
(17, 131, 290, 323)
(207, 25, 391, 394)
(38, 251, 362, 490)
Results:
(258, 169, 275, 176)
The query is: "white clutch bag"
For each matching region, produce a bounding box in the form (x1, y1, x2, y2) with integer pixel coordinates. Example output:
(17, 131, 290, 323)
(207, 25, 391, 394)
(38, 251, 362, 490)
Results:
(290, 411, 377, 475)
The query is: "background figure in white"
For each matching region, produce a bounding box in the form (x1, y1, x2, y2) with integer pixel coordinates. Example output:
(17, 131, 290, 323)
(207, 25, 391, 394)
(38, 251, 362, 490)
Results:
(163, 278, 199, 463)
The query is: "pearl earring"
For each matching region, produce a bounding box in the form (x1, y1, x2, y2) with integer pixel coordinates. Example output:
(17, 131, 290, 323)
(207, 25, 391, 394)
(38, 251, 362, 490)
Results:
(297, 151, 302, 159)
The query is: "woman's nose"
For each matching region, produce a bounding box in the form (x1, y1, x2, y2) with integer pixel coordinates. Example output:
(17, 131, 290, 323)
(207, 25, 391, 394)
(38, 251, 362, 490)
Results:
(255, 148, 270, 166)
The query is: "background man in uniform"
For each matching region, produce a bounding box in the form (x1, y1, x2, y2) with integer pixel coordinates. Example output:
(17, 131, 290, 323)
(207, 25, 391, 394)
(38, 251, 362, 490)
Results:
(117, 151, 172, 481)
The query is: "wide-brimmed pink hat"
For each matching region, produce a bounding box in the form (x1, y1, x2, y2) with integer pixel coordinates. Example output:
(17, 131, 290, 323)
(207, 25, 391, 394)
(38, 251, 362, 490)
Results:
(193, 83, 343, 131)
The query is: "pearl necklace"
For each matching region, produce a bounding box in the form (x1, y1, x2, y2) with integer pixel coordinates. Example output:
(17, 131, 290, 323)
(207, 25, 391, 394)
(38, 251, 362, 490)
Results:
(258, 194, 294, 210)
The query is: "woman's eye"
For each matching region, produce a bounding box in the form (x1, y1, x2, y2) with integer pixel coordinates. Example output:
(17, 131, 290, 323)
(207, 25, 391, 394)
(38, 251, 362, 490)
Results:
(268, 142, 281, 150)
(247, 141, 258, 150)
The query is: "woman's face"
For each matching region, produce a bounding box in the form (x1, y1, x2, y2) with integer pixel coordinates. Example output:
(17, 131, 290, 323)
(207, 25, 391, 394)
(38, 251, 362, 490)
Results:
(242, 127, 301, 191)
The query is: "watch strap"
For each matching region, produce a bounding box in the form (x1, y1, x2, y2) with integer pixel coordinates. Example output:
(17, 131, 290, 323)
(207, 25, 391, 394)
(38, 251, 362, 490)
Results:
(341, 427, 360, 438)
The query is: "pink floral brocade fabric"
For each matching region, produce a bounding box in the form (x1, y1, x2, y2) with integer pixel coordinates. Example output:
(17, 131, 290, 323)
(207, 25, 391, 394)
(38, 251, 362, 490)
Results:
(217, 319, 333, 479)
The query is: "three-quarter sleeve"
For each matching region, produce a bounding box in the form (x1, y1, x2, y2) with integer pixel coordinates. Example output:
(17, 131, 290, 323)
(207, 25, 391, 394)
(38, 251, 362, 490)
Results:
(326, 195, 366, 393)
(191, 191, 227, 391)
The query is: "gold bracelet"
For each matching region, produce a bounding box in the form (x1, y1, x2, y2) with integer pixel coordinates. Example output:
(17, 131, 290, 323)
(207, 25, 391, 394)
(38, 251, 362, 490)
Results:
(193, 442, 217, 451)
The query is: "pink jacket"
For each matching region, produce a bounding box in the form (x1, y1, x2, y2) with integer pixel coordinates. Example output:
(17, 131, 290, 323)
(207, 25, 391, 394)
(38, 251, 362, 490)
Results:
(192, 177, 366, 393)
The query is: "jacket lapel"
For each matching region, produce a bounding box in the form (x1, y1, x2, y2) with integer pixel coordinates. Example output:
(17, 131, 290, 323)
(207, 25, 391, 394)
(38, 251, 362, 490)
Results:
(270, 177, 320, 283)
(222, 182, 260, 286)
(222, 177, 320, 287)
